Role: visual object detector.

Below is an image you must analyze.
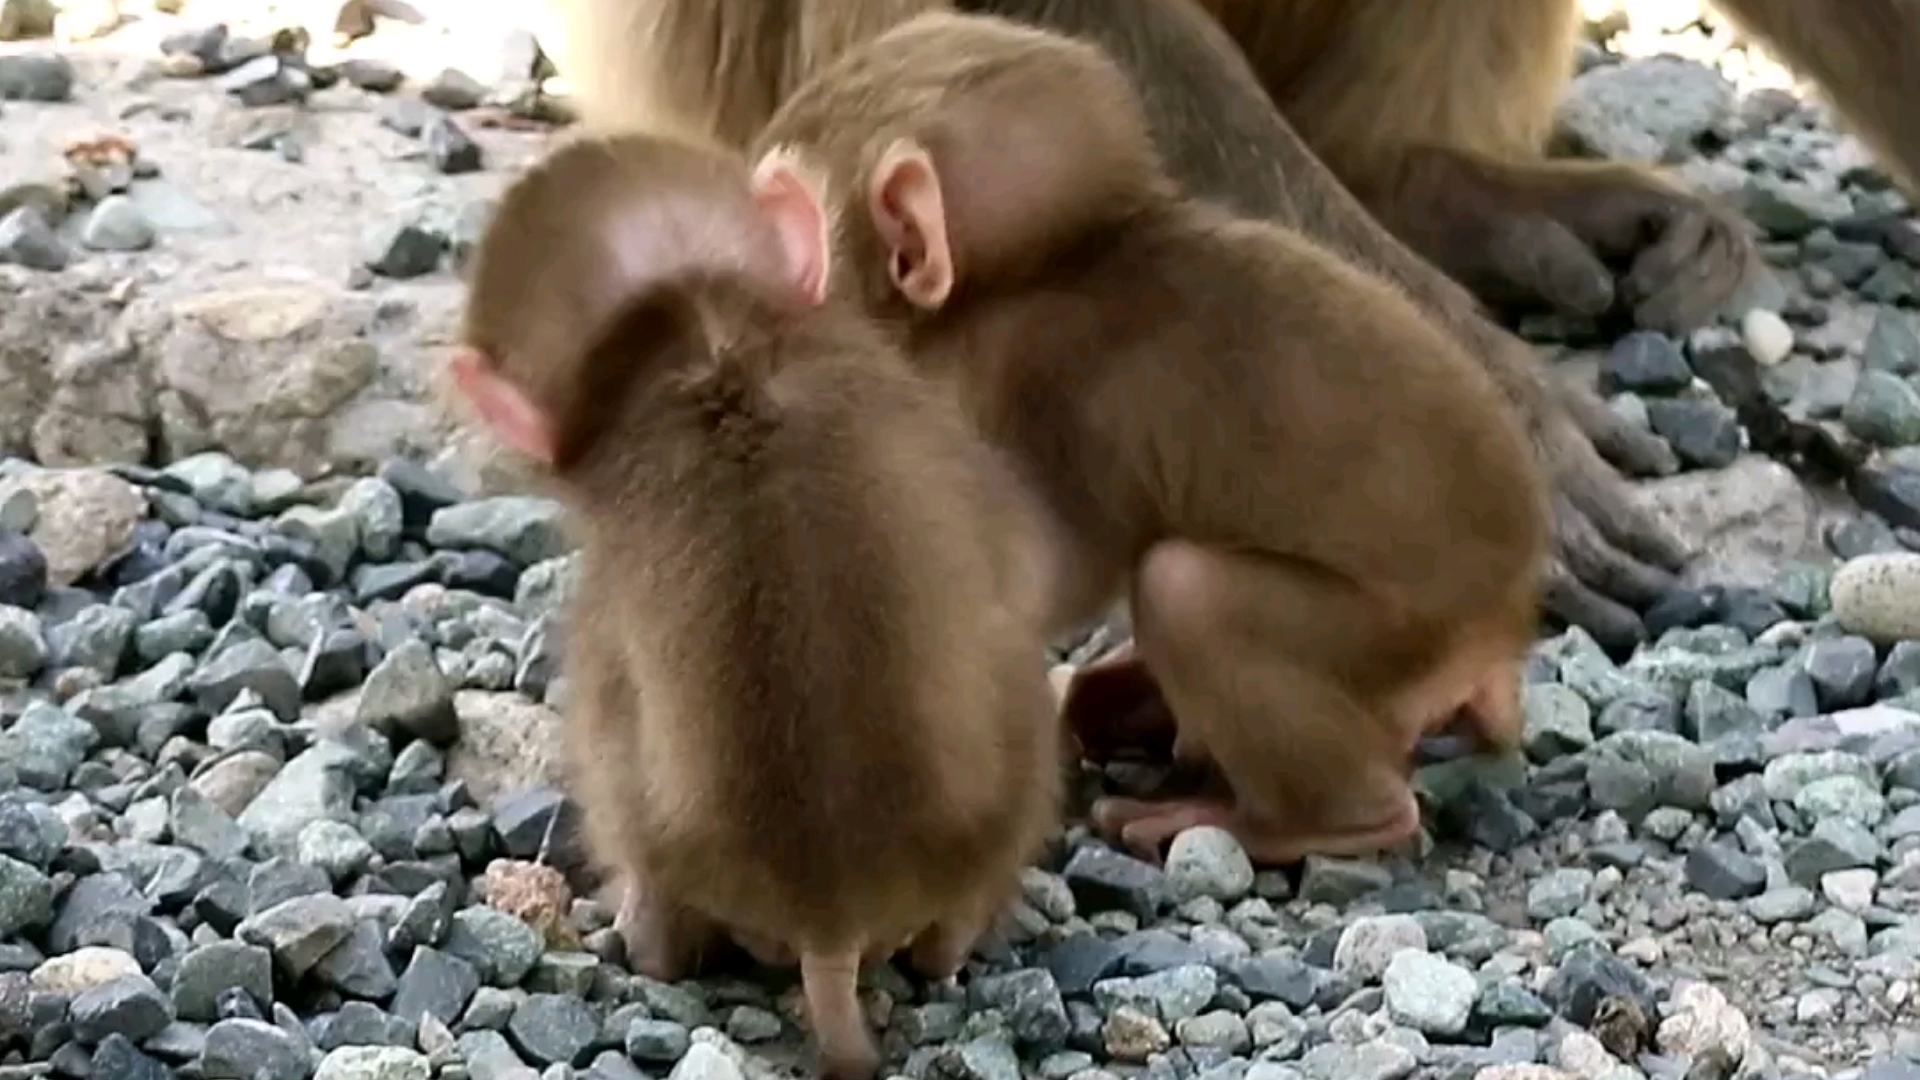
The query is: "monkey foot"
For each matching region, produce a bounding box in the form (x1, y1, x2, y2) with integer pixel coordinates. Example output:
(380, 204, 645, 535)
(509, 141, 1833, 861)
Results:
(818, 1043, 883, 1080)
(908, 907, 995, 983)
(1231, 797, 1424, 867)
(1062, 643, 1179, 763)
(1093, 793, 1423, 867)
(1091, 795, 1236, 862)
(615, 880, 711, 982)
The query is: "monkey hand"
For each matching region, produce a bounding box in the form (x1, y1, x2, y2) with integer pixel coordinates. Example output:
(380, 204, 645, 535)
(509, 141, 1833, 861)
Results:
(1406, 151, 1760, 335)
(1551, 164, 1761, 336)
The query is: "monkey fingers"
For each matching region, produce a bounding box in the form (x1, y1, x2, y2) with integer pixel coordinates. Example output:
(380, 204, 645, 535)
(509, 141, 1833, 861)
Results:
(1394, 148, 1753, 333)
(1549, 376, 1680, 479)
(1539, 419, 1695, 649)
(1091, 791, 1423, 868)
(1481, 211, 1617, 319)
(1522, 161, 1758, 335)
(1615, 193, 1762, 337)
(1228, 791, 1424, 868)
(1091, 795, 1236, 862)
(1059, 642, 1181, 763)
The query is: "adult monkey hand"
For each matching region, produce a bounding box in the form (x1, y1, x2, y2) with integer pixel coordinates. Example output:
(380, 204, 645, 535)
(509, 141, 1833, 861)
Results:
(557, 0, 1691, 648)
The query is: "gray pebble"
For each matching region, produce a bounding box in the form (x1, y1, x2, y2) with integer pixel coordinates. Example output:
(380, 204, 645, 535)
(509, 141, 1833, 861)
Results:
(506, 993, 597, 1067)
(80, 194, 156, 251)
(0, 52, 74, 101)
(172, 940, 273, 1023)
(202, 1017, 313, 1080)
(315, 1045, 432, 1080)
(445, 906, 543, 987)
(1380, 950, 1476, 1037)
(1843, 369, 1920, 445)
(1646, 398, 1743, 468)
(0, 605, 48, 677)
(1163, 827, 1254, 903)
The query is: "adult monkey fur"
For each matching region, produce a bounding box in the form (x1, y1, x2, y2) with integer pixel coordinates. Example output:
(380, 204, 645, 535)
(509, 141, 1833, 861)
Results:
(749, 11, 1551, 863)
(553, 0, 1756, 651)
(449, 133, 1063, 1080)
(557, 0, 1918, 330)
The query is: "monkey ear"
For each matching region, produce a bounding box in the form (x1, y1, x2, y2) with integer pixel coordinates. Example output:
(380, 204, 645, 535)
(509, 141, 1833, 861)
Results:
(447, 348, 557, 464)
(870, 139, 953, 310)
(749, 152, 831, 307)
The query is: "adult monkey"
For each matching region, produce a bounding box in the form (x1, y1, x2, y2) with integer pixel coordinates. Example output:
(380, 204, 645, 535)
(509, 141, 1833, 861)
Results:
(551, 0, 1903, 645)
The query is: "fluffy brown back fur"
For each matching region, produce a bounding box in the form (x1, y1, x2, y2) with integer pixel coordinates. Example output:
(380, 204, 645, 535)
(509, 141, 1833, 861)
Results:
(464, 133, 1062, 951)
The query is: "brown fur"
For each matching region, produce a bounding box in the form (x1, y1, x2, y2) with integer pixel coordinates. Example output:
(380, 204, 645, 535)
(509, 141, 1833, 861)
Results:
(456, 132, 1061, 1079)
(751, 13, 1550, 864)
(547, 0, 1703, 654)
(1183, 0, 1758, 333)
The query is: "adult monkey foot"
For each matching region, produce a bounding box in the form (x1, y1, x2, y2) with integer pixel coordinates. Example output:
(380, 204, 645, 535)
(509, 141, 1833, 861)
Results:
(972, 0, 1693, 649)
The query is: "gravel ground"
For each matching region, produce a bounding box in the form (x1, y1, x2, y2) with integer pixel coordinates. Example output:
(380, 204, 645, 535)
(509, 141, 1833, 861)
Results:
(7, 3, 1920, 1080)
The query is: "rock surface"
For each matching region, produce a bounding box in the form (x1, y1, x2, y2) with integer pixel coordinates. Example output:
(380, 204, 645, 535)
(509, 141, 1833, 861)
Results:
(1, 4, 1919, 1080)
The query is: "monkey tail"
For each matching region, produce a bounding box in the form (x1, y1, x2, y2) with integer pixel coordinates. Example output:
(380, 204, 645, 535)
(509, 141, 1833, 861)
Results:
(799, 946, 880, 1080)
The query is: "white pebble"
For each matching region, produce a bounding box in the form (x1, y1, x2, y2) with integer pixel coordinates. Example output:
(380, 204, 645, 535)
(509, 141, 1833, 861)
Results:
(30, 946, 141, 994)
(1795, 988, 1840, 1023)
(669, 1042, 744, 1080)
(1616, 935, 1664, 964)
(314, 1046, 431, 1080)
(1554, 1029, 1620, 1076)
(1656, 980, 1751, 1066)
(1831, 552, 1920, 643)
(1820, 867, 1878, 911)
(1740, 307, 1793, 365)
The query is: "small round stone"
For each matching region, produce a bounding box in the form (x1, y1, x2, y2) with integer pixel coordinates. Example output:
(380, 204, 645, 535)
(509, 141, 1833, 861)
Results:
(1740, 307, 1793, 365)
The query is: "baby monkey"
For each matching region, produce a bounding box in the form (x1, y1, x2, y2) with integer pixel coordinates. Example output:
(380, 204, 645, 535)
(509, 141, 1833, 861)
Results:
(449, 132, 1062, 1080)
(751, 12, 1552, 866)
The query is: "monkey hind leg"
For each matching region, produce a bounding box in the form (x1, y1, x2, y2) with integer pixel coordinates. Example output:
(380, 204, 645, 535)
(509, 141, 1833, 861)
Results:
(799, 947, 881, 1080)
(1059, 641, 1181, 764)
(614, 872, 722, 982)
(907, 902, 997, 985)
(1126, 540, 1426, 866)
(733, 928, 798, 968)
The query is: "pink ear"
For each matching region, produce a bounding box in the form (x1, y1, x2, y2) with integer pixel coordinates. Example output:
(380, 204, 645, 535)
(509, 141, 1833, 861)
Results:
(869, 140, 953, 310)
(447, 348, 557, 464)
(750, 153, 830, 307)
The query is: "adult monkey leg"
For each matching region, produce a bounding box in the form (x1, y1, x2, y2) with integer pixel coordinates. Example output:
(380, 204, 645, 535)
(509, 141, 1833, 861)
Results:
(554, 0, 1687, 645)
(1713, 0, 1920, 198)
(968, 0, 1687, 650)
(1185, 0, 1762, 333)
